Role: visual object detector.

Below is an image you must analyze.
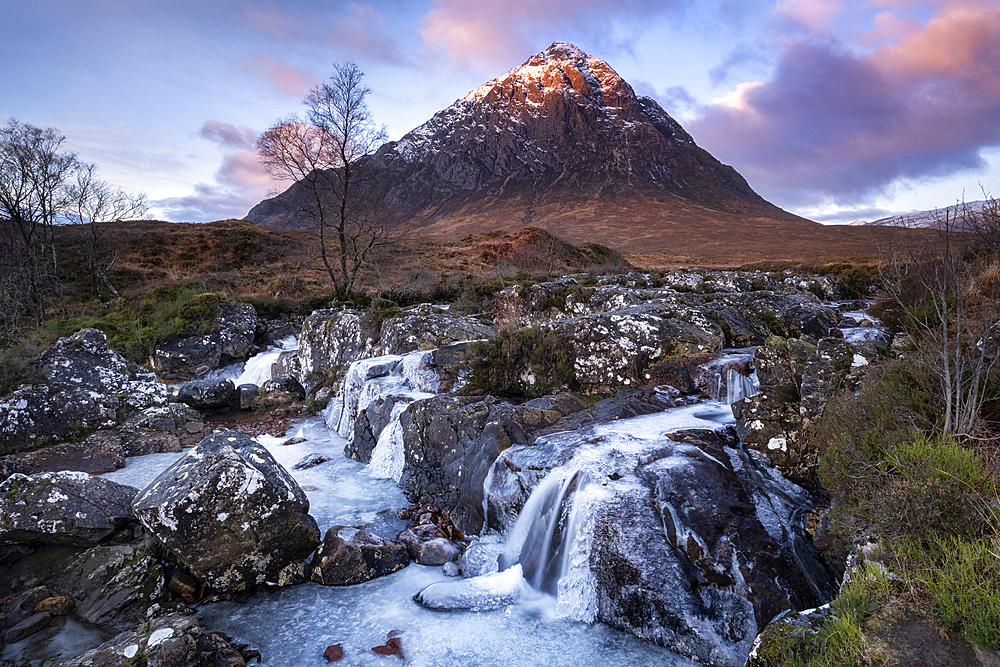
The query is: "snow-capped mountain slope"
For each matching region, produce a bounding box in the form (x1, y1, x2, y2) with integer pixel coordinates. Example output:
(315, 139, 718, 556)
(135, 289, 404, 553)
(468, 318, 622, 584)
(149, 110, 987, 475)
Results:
(247, 42, 810, 247)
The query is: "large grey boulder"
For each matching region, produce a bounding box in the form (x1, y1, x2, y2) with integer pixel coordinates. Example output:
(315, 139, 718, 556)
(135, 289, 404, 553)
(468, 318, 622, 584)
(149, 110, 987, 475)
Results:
(486, 427, 837, 667)
(398, 395, 572, 535)
(379, 312, 498, 355)
(176, 377, 235, 410)
(543, 302, 723, 394)
(0, 471, 138, 546)
(131, 430, 320, 592)
(291, 308, 376, 389)
(0, 328, 167, 455)
(151, 302, 260, 380)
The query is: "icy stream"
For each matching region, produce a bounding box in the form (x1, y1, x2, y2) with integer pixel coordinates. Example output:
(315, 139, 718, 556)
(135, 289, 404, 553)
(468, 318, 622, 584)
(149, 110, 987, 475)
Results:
(99, 344, 771, 666)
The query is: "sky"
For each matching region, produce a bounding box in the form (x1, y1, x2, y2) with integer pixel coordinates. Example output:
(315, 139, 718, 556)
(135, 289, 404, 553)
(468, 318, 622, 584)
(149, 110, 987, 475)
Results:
(2, 0, 999, 225)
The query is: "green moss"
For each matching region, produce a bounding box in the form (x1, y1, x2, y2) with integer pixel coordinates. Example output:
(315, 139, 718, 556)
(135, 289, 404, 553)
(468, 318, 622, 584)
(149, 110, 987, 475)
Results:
(460, 327, 578, 399)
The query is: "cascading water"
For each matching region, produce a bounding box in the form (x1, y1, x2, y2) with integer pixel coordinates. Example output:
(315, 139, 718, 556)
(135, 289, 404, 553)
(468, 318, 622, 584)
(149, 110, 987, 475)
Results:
(203, 335, 298, 385)
(702, 350, 759, 407)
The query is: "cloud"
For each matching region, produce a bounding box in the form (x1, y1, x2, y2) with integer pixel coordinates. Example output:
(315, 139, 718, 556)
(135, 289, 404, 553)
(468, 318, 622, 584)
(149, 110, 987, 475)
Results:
(243, 56, 315, 98)
(154, 121, 284, 222)
(419, 0, 674, 70)
(243, 1, 408, 65)
(690, 5, 1000, 206)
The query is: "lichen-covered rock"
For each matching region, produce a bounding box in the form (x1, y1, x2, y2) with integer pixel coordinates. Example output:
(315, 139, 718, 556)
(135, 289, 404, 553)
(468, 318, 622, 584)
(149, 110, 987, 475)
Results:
(544, 303, 723, 394)
(151, 302, 260, 380)
(379, 312, 498, 355)
(290, 308, 376, 390)
(310, 526, 409, 585)
(176, 378, 235, 410)
(55, 612, 249, 667)
(0, 328, 167, 455)
(261, 374, 306, 400)
(0, 471, 138, 546)
(131, 430, 320, 592)
(117, 403, 207, 454)
(717, 292, 839, 340)
(799, 337, 852, 420)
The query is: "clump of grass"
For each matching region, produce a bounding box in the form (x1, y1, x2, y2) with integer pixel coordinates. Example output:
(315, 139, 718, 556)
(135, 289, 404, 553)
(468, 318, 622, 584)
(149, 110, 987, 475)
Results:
(901, 535, 1000, 650)
(460, 326, 577, 399)
(750, 560, 897, 667)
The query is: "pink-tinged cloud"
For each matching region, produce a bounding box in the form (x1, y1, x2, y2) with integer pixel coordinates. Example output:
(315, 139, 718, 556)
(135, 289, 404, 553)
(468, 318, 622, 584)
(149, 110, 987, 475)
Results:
(156, 121, 287, 221)
(420, 0, 671, 69)
(244, 56, 316, 98)
(690, 6, 1000, 205)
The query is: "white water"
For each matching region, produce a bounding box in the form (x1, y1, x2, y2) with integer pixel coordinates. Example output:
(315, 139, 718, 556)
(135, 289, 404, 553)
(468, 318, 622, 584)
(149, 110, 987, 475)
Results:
(102, 413, 699, 667)
(204, 335, 299, 386)
(702, 349, 760, 406)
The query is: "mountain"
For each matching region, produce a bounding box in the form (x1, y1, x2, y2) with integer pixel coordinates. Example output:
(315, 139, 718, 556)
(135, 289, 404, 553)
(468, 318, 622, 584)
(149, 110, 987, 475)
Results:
(853, 200, 991, 231)
(247, 42, 819, 255)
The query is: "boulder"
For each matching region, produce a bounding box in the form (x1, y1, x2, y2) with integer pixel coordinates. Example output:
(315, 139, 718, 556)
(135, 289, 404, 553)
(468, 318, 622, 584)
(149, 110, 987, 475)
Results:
(131, 430, 320, 592)
(176, 377, 236, 410)
(235, 383, 260, 410)
(151, 302, 260, 380)
(310, 526, 409, 585)
(0, 328, 167, 455)
(398, 395, 568, 535)
(485, 426, 837, 667)
(54, 612, 250, 667)
(0, 429, 126, 481)
(0, 471, 138, 546)
(716, 292, 839, 340)
(117, 403, 207, 453)
(379, 312, 498, 355)
(261, 374, 306, 400)
(543, 302, 723, 394)
(290, 308, 376, 390)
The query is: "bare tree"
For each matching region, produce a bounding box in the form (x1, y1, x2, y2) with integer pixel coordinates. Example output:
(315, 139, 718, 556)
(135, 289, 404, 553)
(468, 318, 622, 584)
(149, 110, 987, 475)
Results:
(66, 162, 147, 301)
(881, 205, 1000, 437)
(257, 62, 393, 299)
(0, 119, 79, 325)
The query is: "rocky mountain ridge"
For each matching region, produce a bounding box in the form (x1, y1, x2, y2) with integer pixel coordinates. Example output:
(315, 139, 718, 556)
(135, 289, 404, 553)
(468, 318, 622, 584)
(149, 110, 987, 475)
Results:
(247, 42, 813, 252)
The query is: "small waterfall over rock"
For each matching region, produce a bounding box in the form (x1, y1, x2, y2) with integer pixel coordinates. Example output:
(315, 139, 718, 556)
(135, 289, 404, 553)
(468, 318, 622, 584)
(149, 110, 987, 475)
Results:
(702, 350, 759, 406)
(323, 351, 441, 481)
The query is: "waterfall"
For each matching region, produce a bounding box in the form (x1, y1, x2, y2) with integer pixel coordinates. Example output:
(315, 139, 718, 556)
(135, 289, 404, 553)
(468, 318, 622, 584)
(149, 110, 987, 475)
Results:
(726, 368, 759, 405)
(236, 335, 299, 386)
(702, 351, 759, 406)
(494, 466, 602, 621)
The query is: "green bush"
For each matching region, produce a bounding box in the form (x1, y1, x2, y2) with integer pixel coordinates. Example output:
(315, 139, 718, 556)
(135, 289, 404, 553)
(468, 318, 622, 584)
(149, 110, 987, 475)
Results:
(816, 360, 992, 542)
(460, 327, 577, 399)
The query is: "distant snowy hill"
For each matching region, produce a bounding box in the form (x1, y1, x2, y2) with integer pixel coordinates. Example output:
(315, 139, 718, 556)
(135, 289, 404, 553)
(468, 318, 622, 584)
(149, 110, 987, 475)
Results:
(854, 200, 992, 231)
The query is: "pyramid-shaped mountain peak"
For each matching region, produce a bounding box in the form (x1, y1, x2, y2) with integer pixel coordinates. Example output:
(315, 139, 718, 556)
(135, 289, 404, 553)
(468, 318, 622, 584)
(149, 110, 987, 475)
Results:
(247, 43, 813, 253)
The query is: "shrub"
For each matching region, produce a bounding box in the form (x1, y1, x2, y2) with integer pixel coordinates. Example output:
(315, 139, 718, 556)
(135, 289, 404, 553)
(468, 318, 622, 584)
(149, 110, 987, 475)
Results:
(460, 327, 577, 399)
(817, 361, 993, 543)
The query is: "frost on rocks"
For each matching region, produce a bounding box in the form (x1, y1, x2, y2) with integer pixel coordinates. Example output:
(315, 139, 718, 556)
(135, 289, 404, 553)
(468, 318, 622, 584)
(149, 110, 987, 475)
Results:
(131, 430, 320, 592)
(0, 328, 167, 454)
(0, 471, 138, 546)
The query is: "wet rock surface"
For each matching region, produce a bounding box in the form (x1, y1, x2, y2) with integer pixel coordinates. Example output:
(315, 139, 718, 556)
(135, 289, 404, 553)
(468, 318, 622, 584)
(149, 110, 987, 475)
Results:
(379, 312, 498, 355)
(398, 395, 574, 535)
(486, 426, 838, 667)
(310, 526, 410, 585)
(131, 430, 320, 592)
